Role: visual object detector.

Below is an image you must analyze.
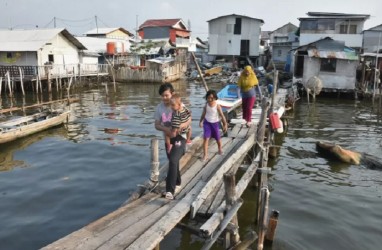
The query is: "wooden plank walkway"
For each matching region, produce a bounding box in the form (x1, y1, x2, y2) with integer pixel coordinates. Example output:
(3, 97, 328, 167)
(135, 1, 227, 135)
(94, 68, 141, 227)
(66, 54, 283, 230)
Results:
(42, 82, 292, 250)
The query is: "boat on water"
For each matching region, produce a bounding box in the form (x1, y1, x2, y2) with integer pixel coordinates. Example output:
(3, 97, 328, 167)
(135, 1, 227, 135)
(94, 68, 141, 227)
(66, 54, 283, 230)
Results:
(217, 84, 242, 111)
(0, 110, 70, 144)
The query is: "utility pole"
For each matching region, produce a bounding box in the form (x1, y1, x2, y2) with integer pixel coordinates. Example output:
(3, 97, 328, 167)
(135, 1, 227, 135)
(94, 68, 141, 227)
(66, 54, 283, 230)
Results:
(135, 15, 138, 41)
(95, 15, 98, 34)
(54, 17, 56, 28)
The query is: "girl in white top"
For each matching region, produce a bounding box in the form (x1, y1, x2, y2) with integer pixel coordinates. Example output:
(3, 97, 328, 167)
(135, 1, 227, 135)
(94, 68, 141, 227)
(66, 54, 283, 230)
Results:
(199, 90, 228, 161)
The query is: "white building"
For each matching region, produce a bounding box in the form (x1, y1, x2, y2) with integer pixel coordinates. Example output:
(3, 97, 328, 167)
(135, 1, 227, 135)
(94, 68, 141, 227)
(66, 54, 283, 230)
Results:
(298, 12, 370, 51)
(362, 24, 382, 53)
(0, 28, 86, 68)
(293, 37, 359, 92)
(269, 22, 299, 72)
(207, 14, 264, 58)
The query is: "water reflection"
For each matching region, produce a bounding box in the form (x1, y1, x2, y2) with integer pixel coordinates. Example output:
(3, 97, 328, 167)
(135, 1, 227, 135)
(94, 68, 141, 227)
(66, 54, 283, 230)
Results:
(0, 126, 68, 171)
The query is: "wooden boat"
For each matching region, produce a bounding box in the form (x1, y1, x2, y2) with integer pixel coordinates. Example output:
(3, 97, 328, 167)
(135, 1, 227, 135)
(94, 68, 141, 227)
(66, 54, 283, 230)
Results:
(0, 110, 70, 144)
(217, 84, 242, 110)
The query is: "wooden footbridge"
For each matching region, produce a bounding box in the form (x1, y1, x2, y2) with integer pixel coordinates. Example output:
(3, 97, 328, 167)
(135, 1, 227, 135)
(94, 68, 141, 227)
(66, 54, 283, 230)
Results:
(42, 73, 294, 250)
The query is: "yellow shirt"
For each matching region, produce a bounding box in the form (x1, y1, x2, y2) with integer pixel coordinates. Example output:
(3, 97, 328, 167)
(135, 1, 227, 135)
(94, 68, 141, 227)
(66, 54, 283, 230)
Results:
(237, 66, 258, 92)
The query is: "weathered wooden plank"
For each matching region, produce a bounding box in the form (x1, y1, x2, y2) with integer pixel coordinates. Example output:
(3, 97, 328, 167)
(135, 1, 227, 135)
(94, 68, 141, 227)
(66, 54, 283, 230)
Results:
(190, 133, 255, 219)
(122, 135, 245, 249)
(126, 181, 206, 250)
(198, 180, 223, 215)
(201, 199, 243, 250)
(199, 160, 259, 237)
(124, 136, 203, 204)
(42, 192, 161, 250)
(199, 127, 255, 216)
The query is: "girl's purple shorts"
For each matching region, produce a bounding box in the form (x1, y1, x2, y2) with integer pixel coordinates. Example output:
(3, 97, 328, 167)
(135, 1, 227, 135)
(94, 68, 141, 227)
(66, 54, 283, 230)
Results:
(203, 120, 220, 140)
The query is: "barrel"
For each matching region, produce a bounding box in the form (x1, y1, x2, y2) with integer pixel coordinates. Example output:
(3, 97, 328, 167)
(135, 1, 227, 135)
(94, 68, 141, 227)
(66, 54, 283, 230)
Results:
(115, 42, 124, 53)
(106, 42, 116, 55)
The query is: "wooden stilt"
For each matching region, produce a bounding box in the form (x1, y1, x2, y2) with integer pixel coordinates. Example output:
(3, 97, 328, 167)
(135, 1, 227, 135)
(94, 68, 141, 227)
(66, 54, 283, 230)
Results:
(78, 63, 82, 84)
(103, 83, 109, 96)
(223, 173, 240, 247)
(55, 77, 59, 92)
(6, 71, 12, 97)
(18, 67, 25, 96)
(59, 68, 62, 90)
(73, 66, 76, 85)
(201, 199, 243, 250)
(233, 231, 257, 250)
(0, 77, 3, 96)
(150, 139, 159, 183)
(35, 78, 39, 94)
(47, 67, 52, 93)
(265, 210, 279, 242)
(257, 187, 270, 250)
(67, 76, 73, 100)
(37, 69, 42, 94)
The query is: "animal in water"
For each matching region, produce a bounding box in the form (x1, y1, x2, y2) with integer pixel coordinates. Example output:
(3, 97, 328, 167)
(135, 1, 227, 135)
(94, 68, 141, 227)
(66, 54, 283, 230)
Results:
(316, 141, 382, 170)
(304, 76, 323, 101)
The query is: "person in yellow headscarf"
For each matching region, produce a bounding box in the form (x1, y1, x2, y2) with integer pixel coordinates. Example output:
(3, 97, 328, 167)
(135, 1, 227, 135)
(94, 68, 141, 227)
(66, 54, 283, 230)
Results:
(237, 65, 258, 127)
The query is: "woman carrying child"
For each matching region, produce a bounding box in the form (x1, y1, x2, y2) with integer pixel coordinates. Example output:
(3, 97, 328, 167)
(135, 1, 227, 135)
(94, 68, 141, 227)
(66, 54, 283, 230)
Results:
(154, 84, 191, 200)
(199, 90, 228, 161)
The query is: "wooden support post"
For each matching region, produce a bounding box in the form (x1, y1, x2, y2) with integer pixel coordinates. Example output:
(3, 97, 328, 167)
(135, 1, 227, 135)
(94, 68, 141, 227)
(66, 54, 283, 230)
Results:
(55, 76, 59, 92)
(73, 66, 76, 85)
(0, 77, 2, 96)
(150, 139, 159, 183)
(102, 83, 109, 96)
(201, 199, 243, 250)
(18, 67, 25, 96)
(233, 231, 258, 250)
(153, 244, 160, 250)
(255, 97, 270, 156)
(223, 173, 240, 248)
(265, 210, 279, 242)
(361, 59, 366, 91)
(190, 52, 209, 92)
(59, 68, 62, 90)
(257, 187, 270, 250)
(35, 78, 39, 94)
(78, 63, 81, 84)
(108, 64, 116, 92)
(67, 76, 73, 100)
(6, 71, 12, 97)
(47, 66, 52, 93)
(37, 70, 42, 94)
(270, 70, 278, 112)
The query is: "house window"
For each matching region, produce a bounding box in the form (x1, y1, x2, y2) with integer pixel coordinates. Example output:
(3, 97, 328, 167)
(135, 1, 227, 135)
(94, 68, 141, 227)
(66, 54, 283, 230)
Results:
(7, 52, 12, 58)
(340, 24, 357, 34)
(320, 58, 336, 72)
(317, 19, 335, 30)
(349, 25, 357, 34)
(226, 24, 233, 33)
(278, 50, 282, 57)
(340, 24, 347, 34)
(234, 18, 241, 35)
(48, 54, 54, 63)
(300, 20, 318, 30)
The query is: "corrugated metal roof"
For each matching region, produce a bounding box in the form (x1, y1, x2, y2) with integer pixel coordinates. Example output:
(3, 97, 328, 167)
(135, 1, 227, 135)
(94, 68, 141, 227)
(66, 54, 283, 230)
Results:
(84, 27, 133, 36)
(139, 19, 184, 29)
(308, 49, 359, 60)
(76, 36, 131, 53)
(0, 28, 86, 51)
(207, 14, 264, 24)
(307, 12, 370, 18)
(147, 57, 174, 64)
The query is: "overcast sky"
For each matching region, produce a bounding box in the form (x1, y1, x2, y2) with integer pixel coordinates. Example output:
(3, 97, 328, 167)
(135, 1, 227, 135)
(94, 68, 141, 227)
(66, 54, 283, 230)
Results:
(1, 0, 381, 39)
